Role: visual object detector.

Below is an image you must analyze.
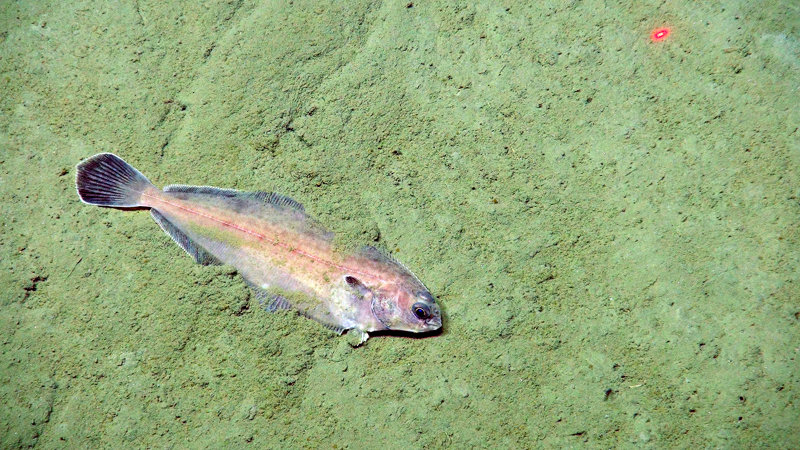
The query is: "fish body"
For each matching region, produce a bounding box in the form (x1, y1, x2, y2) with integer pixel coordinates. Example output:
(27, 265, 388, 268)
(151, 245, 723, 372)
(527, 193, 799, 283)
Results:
(76, 153, 441, 343)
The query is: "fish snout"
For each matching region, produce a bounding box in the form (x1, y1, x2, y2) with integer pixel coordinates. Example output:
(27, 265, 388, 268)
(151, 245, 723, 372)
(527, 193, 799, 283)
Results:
(427, 314, 442, 331)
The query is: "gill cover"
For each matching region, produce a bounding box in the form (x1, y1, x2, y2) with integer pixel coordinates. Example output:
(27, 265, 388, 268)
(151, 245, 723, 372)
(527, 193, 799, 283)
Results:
(370, 291, 398, 329)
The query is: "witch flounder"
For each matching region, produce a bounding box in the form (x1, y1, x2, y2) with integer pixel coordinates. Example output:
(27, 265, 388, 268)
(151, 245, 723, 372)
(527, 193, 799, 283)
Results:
(75, 153, 441, 344)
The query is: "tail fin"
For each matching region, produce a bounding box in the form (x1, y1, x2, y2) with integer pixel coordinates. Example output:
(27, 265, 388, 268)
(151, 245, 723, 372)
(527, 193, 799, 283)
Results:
(76, 153, 155, 207)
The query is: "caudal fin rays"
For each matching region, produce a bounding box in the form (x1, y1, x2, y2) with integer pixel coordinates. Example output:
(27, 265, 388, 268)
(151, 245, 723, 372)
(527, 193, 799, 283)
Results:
(75, 153, 155, 207)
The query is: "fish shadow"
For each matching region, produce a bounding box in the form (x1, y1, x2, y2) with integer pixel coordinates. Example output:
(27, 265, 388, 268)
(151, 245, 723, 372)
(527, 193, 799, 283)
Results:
(368, 327, 443, 341)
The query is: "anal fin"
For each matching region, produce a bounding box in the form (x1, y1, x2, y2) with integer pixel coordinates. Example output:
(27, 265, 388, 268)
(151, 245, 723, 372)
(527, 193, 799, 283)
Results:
(247, 282, 294, 312)
(247, 282, 350, 337)
(151, 210, 221, 265)
(323, 323, 347, 335)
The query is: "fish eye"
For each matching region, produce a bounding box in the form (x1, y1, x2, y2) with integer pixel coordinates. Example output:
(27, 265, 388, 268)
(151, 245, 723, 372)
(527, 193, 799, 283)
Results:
(412, 302, 430, 320)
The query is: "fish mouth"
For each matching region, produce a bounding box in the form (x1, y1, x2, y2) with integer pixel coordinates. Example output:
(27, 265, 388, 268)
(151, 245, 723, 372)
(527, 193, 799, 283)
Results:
(427, 316, 443, 331)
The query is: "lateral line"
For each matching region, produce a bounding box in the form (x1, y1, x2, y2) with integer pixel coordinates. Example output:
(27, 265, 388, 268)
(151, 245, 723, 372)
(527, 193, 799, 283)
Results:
(143, 192, 383, 282)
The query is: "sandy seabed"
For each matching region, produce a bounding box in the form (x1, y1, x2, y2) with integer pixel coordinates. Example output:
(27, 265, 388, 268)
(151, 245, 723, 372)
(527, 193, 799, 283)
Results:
(1, 0, 798, 447)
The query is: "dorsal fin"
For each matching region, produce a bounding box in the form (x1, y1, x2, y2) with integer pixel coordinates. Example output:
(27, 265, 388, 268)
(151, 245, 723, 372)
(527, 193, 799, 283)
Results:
(358, 245, 424, 286)
(163, 185, 305, 212)
(359, 245, 406, 269)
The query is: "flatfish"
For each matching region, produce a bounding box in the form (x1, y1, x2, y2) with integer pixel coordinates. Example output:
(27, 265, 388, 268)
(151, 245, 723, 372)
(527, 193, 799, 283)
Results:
(75, 153, 441, 344)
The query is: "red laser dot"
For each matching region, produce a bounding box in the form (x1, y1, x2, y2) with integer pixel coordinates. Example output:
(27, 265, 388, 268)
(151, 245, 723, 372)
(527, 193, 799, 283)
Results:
(651, 27, 670, 42)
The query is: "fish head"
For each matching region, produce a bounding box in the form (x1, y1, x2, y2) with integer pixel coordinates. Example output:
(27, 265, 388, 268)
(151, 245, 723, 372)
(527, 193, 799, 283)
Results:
(345, 246, 442, 335)
(370, 282, 442, 333)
